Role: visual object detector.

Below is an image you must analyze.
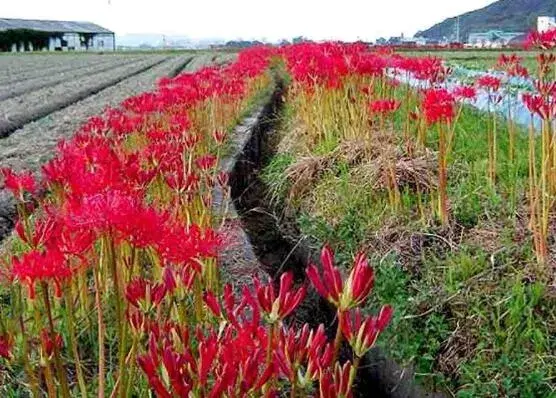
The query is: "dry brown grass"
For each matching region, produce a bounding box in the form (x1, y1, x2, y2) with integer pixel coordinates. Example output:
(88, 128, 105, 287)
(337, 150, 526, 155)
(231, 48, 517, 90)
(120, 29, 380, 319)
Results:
(285, 154, 335, 199)
(351, 151, 437, 193)
(283, 122, 438, 202)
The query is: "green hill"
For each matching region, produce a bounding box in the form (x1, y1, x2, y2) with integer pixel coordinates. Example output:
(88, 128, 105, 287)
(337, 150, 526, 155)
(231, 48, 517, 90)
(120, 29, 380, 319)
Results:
(416, 0, 556, 41)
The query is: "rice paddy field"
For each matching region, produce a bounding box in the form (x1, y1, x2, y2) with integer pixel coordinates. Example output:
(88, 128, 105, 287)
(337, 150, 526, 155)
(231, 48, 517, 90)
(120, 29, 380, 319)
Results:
(0, 35, 555, 398)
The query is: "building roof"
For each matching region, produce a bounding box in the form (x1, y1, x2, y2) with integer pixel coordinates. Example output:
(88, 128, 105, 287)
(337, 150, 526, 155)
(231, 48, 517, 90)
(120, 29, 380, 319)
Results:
(0, 18, 113, 34)
(468, 30, 524, 42)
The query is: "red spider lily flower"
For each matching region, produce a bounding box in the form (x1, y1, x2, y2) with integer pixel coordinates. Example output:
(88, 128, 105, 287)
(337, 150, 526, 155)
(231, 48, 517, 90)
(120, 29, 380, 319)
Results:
(180, 266, 198, 290)
(319, 362, 353, 398)
(217, 171, 229, 187)
(0, 334, 13, 360)
(160, 345, 194, 396)
(522, 93, 556, 120)
(526, 28, 556, 50)
(340, 306, 392, 358)
(11, 248, 71, 299)
(452, 85, 477, 101)
(306, 245, 374, 310)
(40, 329, 64, 358)
(368, 99, 401, 115)
(274, 323, 330, 386)
(345, 252, 374, 308)
(254, 272, 306, 323)
(195, 154, 218, 171)
(127, 309, 146, 334)
(165, 170, 200, 193)
(137, 353, 172, 398)
(513, 65, 529, 79)
(421, 88, 455, 125)
(534, 80, 556, 97)
(219, 284, 262, 329)
(1, 168, 37, 200)
(212, 130, 227, 144)
(203, 290, 222, 317)
(197, 332, 219, 386)
(476, 75, 502, 92)
(306, 245, 342, 304)
(496, 54, 529, 78)
(125, 278, 167, 311)
(303, 329, 334, 384)
(497, 54, 522, 69)
(162, 266, 177, 293)
(523, 93, 544, 115)
(229, 348, 274, 394)
(273, 326, 308, 382)
(15, 215, 58, 249)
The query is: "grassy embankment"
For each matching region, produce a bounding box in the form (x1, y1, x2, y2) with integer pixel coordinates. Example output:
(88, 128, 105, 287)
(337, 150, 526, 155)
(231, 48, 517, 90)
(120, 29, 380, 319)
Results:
(261, 58, 556, 397)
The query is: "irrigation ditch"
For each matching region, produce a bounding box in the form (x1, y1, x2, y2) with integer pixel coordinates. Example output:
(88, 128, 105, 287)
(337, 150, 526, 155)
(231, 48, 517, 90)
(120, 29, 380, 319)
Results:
(222, 74, 443, 397)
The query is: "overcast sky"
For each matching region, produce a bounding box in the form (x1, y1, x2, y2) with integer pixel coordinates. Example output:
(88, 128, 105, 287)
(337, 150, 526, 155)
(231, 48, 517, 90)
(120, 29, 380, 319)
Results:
(3, 0, 496, 41)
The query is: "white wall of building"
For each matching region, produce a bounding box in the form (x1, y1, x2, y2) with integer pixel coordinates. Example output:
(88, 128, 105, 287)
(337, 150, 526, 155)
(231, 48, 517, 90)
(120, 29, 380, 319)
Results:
(46, 33, 114, 51)
(91, 34, 115, 51)
(538, 16, 556, 33)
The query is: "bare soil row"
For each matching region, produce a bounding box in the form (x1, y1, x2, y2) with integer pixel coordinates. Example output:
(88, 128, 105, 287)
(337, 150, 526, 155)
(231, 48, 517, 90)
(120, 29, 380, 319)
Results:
(0, 56, 145, 101)
(0, 54, 130, 85)
(0, 56, 169, 137)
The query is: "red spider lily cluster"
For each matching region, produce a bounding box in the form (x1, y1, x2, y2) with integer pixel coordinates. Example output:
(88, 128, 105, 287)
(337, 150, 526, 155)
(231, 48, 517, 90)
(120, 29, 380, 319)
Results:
(496, 54, 529, 78)
(526, 28, 556, 51)
(0, 45, 393, 397)
(421, 88, 455, 125)
(476, 75, 502, 92)
(520, 31, 556, 265)
(369, 99, 401, 115)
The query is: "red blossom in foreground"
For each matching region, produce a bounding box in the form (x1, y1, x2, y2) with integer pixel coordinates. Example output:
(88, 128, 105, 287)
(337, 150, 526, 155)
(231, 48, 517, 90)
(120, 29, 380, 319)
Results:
(1, 168, 37, 200)
(11, 248, 72, 299)
(368, 99, 401, 115)
(254, 272, 306, 323)
(203, 290, 222, 317)
(421, 88, 455, 125)
(306, 245, 374, 310)
(340, 306, 393, 357)
(522, 93, 556, 120)
(125, 278, 167, 310)
(319, 362, 353, 398)
(274, 323, 331, 384)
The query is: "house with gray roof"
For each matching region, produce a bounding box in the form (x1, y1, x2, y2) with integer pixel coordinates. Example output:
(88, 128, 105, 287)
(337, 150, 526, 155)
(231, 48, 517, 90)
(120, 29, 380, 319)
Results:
(0, 18, 114, 52)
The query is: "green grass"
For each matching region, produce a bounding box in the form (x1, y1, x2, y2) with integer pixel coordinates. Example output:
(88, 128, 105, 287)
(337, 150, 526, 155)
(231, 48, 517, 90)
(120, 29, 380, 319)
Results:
(263, 81, 556, 396)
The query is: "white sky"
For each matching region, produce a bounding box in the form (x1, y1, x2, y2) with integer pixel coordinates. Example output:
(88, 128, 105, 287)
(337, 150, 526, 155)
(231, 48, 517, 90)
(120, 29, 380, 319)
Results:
(2, 0, 496, 41)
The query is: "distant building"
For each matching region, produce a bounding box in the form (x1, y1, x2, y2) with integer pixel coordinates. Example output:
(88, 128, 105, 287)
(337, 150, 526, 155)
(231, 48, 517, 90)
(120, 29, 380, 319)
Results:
(0, 18, 114, 52)
(467, 30, 524, 48)
(538, 16, 556, 33)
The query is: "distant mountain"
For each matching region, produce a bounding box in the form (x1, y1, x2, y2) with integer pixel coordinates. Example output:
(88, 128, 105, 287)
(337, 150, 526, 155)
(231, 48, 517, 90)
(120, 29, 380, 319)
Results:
(416, 0, 556, 42)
